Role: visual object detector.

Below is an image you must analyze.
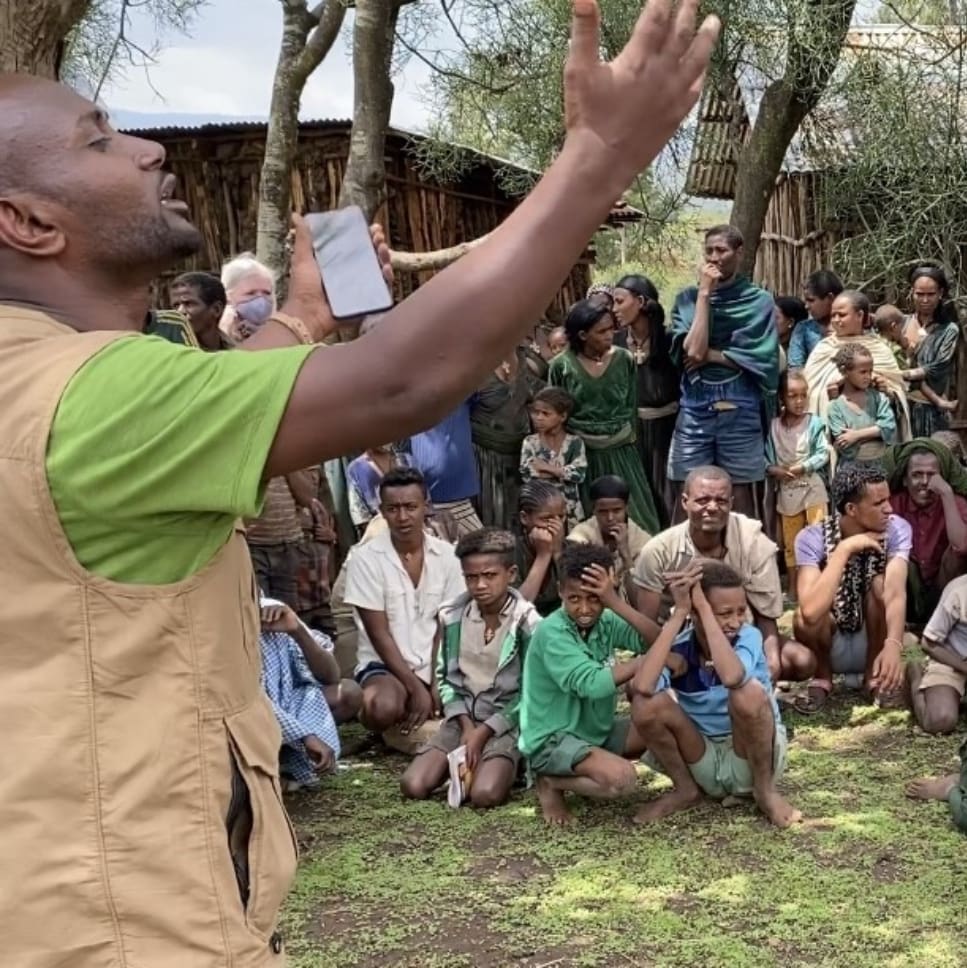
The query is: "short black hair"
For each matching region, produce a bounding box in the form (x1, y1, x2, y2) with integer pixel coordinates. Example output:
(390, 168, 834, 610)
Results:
(698, 559, 744, 594)
(172, 271, 226, 308)
(533, 386, 574, 418)
(775, 296, 808, 323)
(559, 542, 613, 581)
(455, 527, 516, 566)
(563, 299, 615, 354)
(589, 475, 630, 504)
(831, 462, 887, 514)
(833, 342, 874, 372)
(705, 224, 744, 250)
(683, 465, 733, 495)
(804, 269, 844, 300)
(378, 466, 427, 499)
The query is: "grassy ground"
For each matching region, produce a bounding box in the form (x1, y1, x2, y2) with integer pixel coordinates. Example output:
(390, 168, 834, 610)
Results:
(280, 694, 965, 968)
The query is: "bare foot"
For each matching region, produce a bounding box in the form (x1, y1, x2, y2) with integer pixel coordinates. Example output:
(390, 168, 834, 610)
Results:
(536, 775, 574, 826)
(754, 788, 802, 828)
(906, 774, 958, 802)
(632, 785, 703, 824)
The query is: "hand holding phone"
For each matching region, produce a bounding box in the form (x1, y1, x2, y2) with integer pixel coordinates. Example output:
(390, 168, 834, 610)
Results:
(304, 207, 394, 321)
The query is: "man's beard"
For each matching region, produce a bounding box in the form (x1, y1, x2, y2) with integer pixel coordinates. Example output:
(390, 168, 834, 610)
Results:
(94, 211, 203, 271)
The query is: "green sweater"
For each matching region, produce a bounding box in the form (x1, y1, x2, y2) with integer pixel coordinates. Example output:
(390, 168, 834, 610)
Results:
(518, 607, 645, 757)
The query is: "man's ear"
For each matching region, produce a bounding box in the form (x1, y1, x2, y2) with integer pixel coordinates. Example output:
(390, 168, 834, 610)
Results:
(0, 195, 67, 257)
(507, 564, 519, 585)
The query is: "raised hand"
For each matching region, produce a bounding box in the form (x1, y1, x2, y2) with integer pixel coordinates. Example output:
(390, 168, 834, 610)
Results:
(563, 0, 720, 184)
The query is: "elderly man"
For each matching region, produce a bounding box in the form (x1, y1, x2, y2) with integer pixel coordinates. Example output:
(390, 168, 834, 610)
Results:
(886, 439, 967, 623)
(634, 465, 811, 683)
(169, 270, 230, 351)
(0, 4, 719, 963)
(793, 464, 909, 712)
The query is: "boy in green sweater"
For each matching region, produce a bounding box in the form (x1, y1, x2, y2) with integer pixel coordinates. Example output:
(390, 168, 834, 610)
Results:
(400, 528, 539, 808)
(519, 542, 666, 825)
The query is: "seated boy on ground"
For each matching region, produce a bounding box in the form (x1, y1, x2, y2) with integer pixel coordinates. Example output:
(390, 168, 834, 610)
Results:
(631, 561, 801, 828)
(907, 574, 967, 734)
(400, 529, 540, 808)
(259, 599, 362, 790)
(518, 543, 663, 825)
(343, 468, 465, 746)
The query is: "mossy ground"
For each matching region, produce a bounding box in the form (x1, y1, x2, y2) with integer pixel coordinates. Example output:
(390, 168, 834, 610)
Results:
(280, 694, 965, 968)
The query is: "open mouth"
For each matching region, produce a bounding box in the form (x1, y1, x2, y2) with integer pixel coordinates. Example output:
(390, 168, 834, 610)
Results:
(160, 174, 190, 216)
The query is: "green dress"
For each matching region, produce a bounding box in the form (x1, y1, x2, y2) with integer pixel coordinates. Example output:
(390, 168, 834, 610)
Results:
(548, 348, 660, 532)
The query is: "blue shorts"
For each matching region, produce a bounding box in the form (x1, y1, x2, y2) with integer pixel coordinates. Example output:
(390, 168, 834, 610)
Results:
(667, 402, 765, 484)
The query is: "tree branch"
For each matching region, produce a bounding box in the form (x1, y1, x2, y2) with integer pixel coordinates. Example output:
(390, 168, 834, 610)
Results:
(296, 0, 348, 83)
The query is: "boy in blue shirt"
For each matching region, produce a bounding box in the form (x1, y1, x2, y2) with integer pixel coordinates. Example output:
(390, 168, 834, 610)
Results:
(631, 560, 801, 828)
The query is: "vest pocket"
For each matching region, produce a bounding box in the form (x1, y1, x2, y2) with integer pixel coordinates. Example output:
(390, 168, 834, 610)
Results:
(225, 702, 300, 940)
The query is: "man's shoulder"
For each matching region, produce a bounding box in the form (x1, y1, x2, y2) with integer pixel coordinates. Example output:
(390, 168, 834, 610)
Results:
(643, 522, 687, 556)
(887, 513, 913, 541)
(567, 519, 599, 545)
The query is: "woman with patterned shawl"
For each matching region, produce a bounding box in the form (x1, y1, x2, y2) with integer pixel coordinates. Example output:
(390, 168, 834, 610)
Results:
(667, 225, 779, 518)
(803, 290, 911, 444)
(549, 299, 660, 532)
(899, 266, 961, 438)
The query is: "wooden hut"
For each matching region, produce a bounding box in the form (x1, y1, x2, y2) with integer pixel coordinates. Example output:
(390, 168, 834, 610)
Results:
(126, 119, 641, 318)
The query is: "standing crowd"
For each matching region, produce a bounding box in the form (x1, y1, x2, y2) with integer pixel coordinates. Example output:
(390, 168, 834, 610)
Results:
(162, 223, 967, 832)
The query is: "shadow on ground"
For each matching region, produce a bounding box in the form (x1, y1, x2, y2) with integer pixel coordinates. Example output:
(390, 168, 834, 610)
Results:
(280, 694, 964, 968)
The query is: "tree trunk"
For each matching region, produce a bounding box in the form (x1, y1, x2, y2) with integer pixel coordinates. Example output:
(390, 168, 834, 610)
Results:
(730, 0, 857, 274)
(337, 0, 401, 220)
(0, 0, 92, 77)
(256, 0, 347, 276)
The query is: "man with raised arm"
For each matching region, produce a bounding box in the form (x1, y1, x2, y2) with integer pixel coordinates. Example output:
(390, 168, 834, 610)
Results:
(0, 2, 718, 964)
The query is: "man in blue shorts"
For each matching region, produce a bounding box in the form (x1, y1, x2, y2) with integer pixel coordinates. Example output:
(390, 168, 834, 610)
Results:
(667, 226, 779, 516)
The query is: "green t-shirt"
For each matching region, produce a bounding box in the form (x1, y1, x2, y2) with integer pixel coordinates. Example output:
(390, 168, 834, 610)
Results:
(518, 607, 645, 756)
(46, 335, 315, 584)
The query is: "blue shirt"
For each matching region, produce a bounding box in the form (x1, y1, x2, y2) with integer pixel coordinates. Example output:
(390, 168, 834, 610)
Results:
(787, 317, 824, 369)
(407, 402, 479, 502)
(656, 624, 778, 737)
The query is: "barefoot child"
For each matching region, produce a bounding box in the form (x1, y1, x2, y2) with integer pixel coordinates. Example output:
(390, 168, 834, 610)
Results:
(766, 371, 829, 604)
(827, 343, 896, 472)
(631, 561, 800, 828)
(906, 738, 967, 834)
(400, 529, 539, 808)
(518, 543, 659, 825)
(520, 387, 588, 527)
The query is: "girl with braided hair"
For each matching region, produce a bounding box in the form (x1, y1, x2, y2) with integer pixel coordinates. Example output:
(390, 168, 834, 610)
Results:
(827, 342, 896, 473)
(515, 480, 568, 616)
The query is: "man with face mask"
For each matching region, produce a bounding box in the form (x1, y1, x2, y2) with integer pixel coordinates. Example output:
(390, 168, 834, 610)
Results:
(221, 252, 277, 342)
(0, 2, 719, 964)
(633, 466, 806, 683)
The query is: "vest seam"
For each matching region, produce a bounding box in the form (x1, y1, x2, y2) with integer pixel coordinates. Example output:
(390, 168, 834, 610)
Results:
(187, 599, 237, 965)
(81, 583, 130, 965)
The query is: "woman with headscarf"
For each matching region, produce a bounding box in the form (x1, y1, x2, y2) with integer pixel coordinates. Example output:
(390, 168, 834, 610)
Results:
(612, 274, 680, 526)
(548, 299, 660, 532)
(900, 266, 961, 438)
(803, 289, 910, 441)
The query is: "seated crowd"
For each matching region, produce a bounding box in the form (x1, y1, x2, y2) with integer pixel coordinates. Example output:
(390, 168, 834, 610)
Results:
(157, 227, 967, 833)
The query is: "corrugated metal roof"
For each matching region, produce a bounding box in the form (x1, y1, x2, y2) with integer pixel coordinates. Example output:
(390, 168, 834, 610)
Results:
(123, 116, 645, 225)
(685, 23, 948, 199)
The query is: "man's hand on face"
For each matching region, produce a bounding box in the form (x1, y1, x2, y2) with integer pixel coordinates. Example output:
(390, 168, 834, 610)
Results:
(698, 262, 723, 295)
(927, 474, 954, 499)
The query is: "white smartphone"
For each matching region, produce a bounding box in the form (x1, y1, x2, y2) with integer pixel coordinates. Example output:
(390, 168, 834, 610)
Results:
(304, 207, 393, 320)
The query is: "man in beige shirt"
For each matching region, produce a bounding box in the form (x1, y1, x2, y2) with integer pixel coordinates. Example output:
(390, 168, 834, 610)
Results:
(634, 465, 813, 683)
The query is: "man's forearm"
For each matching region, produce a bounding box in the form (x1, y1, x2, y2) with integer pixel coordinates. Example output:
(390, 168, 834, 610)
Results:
(683, 292, 711, 360)
(924, 643, 967, 676)
(519, 552, 553, 604)
(633, 609, 688, 695)
(291, 624, 340, 683)
(607, 593, 660, 646)
(698, 606, 746, 687)
(799, 552, 851, 623)
(264, 137, 642, 475)
(940, 494, 967, 552)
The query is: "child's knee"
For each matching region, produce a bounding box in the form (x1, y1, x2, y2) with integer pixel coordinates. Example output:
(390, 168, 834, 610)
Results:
(781, 641, 816, 682)
(330, 679, 363, 723)
(921, 707, 960, 735)
(631, 690, 675, 728)
(400, 769, 432, 801)
(469, 778, 511, 810)
(728, 678, 770, 719)
(609, 760, 638, 797)
(363, 686, 405, 730)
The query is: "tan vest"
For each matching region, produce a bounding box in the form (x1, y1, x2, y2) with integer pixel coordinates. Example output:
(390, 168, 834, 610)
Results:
(0, 308, 297, 967)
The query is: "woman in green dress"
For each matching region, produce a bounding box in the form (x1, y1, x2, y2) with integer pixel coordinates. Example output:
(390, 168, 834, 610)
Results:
(548, 299, 660, 532)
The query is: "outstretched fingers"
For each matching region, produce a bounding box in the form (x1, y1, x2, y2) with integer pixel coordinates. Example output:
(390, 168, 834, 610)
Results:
(568, 0, 602, 71)
(681, 14, 722, 95)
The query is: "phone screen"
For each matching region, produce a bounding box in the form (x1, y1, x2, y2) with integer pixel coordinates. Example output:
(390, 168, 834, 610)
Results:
(305, 207, 393, 320)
